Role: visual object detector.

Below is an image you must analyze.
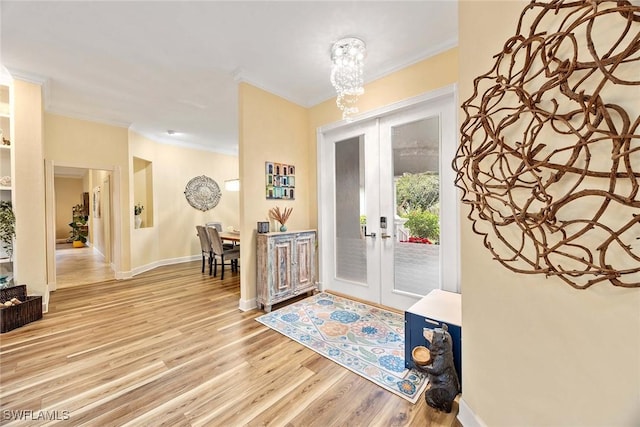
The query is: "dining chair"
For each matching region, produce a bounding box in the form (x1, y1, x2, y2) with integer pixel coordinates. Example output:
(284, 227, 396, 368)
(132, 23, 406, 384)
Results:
(206, 226, 240, 280)
(206, 221, 235, 249)
(205, 221, 222, 231)
(196, 225, 213, 275)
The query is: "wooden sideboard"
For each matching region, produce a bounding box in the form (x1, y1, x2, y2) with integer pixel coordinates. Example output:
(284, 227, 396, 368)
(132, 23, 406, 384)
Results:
(256, 230, 317, 312)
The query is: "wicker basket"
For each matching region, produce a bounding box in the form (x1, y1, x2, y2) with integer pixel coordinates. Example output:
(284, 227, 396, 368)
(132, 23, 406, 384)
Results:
(0, 285, 43, 333)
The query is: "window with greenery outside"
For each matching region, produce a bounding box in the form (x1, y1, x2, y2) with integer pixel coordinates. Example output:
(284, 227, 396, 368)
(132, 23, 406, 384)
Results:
(396, 172, 440, 244)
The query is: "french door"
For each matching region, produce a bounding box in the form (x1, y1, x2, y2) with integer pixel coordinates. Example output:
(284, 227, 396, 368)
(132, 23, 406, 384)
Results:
(318, 87, 459, 311)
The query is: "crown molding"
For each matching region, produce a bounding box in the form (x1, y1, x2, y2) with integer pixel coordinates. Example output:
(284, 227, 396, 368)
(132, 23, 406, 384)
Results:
(234, 69, 307, 109)
(367, 37, 459, 85)
(128, 126, 238, 157)
(5, 68, 49, 86)
(148, 135, 239, 157)
(5, 67, 53, 109)
(46, 107, 131, 129)
(306, 37, 459, 108)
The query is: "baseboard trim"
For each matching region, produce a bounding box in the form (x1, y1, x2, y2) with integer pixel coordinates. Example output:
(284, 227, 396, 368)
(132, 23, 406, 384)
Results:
(92, 246, 105, 259)
(129, 255, 200, 278)
(42, 292, 49, 314)
(115, 270, 132, 280)
(457, 397, 487, 427)
(238, 297, 257, 312)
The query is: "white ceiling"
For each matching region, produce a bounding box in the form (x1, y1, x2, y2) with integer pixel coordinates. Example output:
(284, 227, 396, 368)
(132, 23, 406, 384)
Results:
(1, 1, 458, 155)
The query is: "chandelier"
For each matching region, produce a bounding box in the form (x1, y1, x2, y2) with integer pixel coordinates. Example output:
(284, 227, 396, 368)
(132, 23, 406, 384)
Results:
(330, 37, 366, 121)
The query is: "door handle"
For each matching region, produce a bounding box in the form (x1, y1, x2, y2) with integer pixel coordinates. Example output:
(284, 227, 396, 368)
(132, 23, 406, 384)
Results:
(362, 226, 376, 238)
(381, 232, 392, 239)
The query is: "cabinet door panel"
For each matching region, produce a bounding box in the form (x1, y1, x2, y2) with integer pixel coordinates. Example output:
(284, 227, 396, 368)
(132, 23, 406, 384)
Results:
(273, 239, 293, 296)
(295, 235, 313, 288)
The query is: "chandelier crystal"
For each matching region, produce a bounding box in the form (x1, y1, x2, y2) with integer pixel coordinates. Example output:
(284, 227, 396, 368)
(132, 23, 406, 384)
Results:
(330, 37, 366, 121)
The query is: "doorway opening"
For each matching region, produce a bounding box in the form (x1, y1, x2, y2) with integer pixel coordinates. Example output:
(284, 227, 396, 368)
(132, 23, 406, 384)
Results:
(49, 164, 118, 290)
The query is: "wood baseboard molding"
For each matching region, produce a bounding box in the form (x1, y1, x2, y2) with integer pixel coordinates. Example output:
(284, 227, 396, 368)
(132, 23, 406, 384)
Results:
(115, 270, 132, 280)
(127, 255, 201, 278)
(457, 397, 487, 427)
(238, 297, 256, 312)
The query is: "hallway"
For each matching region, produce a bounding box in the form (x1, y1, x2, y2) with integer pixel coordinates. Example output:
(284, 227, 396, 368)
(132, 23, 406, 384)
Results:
(55, 243, 113, 288)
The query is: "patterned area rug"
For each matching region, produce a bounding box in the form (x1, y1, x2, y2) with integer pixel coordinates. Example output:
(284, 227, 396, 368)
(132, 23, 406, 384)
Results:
(256, 292, 428, 403)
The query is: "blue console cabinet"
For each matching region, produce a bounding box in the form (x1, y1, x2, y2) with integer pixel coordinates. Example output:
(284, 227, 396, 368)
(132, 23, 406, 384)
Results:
(405, 290, 462, 386)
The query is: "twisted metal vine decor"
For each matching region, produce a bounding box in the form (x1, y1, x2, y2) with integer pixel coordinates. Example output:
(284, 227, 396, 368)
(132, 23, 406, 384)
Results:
(453, 0, 640, 289)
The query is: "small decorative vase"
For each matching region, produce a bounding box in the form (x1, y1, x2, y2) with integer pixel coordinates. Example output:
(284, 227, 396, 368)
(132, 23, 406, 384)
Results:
(279, 224, 287, 232)
(134, 214, 142, 229)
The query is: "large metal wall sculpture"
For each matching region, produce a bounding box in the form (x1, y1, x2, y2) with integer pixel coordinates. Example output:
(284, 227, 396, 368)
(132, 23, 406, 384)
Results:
(453, 0, 639, 289)
(184, 175, 221, 212)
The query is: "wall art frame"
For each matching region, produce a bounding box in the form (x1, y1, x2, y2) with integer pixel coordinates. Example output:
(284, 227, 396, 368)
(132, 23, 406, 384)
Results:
(265, 161, 295, 200)
(93, 186, 101, 219)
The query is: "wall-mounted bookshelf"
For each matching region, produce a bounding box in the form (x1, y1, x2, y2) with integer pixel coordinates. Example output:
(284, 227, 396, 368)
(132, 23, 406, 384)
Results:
(0, 80, 15, 284)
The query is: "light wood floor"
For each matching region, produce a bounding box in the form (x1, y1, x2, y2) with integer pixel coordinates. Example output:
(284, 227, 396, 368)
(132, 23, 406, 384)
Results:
(0, 261, 461, 426)
(55, 243, 114, 288)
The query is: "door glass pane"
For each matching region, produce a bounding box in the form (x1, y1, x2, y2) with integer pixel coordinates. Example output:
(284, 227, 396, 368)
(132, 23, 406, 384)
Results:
(392, 117, 440, 295)
(335, 136, 367, 283)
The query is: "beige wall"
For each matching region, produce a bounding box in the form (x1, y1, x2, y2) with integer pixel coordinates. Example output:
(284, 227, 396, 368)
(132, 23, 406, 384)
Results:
(54, 176, 84, 240)
(13, 79, 47, 303)
(458, 1, 640, 425)
(43, 112, 240, 278)
(129, 131, 240, 271)
(238, 83, 311, 307)
(45, 113, 131, 272)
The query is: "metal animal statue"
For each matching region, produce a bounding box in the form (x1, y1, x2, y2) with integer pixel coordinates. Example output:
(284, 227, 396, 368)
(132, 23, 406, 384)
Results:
(422, 324, 460, 413)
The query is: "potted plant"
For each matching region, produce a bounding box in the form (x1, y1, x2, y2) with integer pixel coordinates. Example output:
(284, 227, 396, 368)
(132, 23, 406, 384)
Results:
(0, 200, 15, 259)
(69, 204, 88, 247)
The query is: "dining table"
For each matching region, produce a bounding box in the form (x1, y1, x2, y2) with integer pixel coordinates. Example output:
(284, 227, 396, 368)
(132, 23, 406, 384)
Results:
(219, 231, 240, 245)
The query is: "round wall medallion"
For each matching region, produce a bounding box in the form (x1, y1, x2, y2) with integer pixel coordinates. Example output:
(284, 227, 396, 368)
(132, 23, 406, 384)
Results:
(184, 175, 221, 211)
